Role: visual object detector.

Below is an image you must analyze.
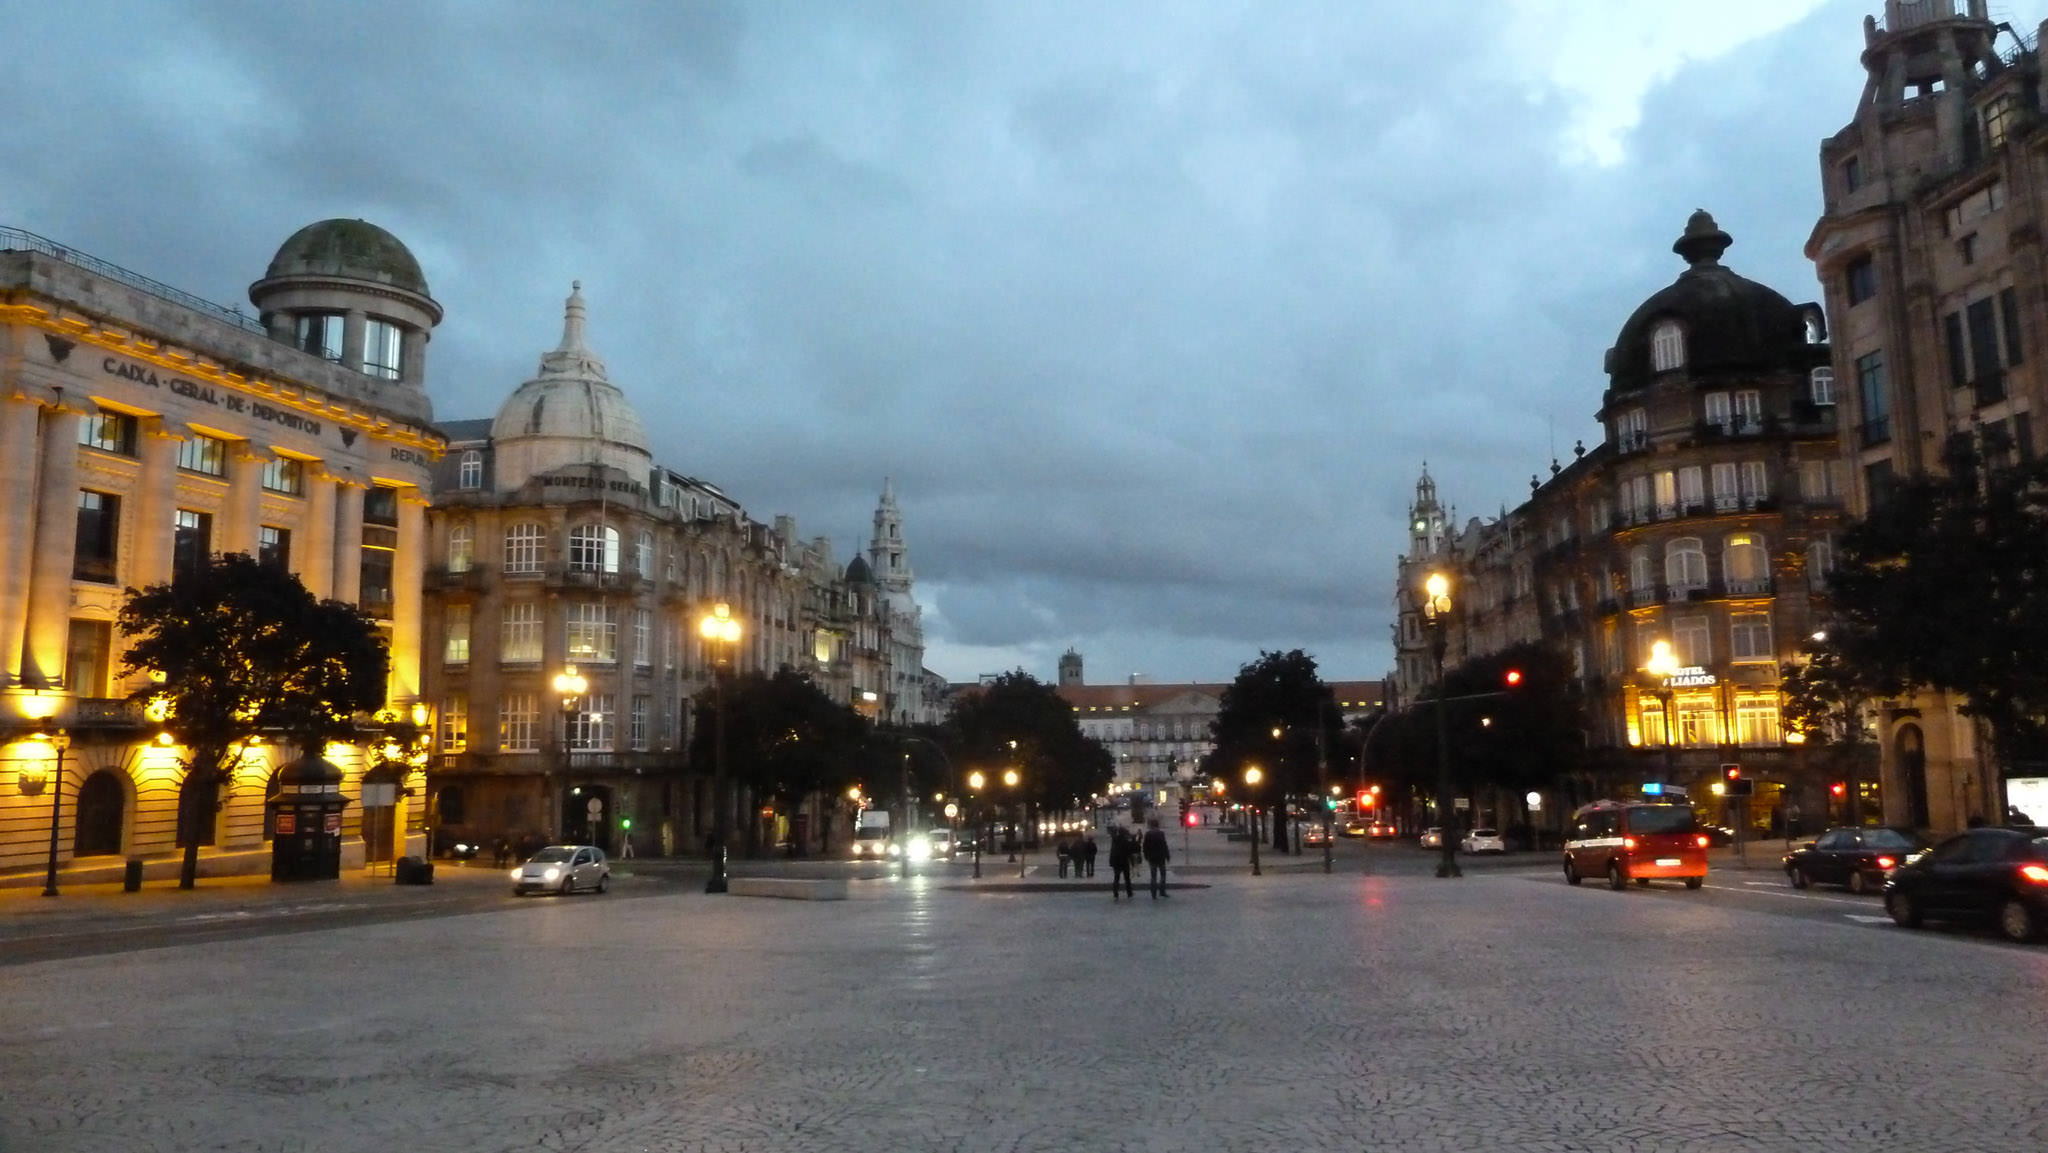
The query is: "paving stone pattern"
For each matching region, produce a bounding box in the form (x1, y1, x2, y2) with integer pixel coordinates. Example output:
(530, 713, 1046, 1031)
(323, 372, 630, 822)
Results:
(2, 868, 2044, 1152)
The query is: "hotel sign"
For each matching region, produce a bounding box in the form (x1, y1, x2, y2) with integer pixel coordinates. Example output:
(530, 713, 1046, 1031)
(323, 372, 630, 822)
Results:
(1662, 666, 1717, 688)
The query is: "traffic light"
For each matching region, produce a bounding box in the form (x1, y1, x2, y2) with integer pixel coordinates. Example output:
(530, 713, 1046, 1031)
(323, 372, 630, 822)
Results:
(1723, 764, 1754, 797)
(1723, 764, 1741, 781)
(1504, 668, 1523, 688)
(1358, 791, 1376, 809)
(1830, 781, 1847, 798)
(1178, 796, 1192, 826)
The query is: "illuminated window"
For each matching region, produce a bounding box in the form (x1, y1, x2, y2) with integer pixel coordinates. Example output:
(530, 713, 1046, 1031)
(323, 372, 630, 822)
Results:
(567, 693, 614, 751)
(499, 693, 538, 752)
(1735, 696, 1783, 744)
(445, 604, 471, 664)
(1724, 534, 1768, 590)
(447, 524, 473, 573)
(441, 695, 468, 753)
(500, 602, 541, 663)
(566, 602, 617, 664)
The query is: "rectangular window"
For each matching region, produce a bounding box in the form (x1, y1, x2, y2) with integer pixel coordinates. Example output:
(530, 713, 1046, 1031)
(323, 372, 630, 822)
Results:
(2001, 286, 2024, 366)
(1809, 537, 1835, 591)
(177, 434, 228, 477)
(1945, 311, 1969, 387)
(504, 524, 545, 574)
(74, 490, 119, 583)
(499, 693, 538, 752)
(262, 457, 305, 495)
(1863, 459, 1895, 512)
(1734, 696, 1783, 746)
(295, 313, 345, 361)
(565, 603, 617, 664)
(440, 695, 468, 753)
(363, 318, 403, 380)
(634, 608, 652, 666)
(1800, 461, 1832, 501)
(1704, 392, 1731, 432)
(1740, 461, 1769, 506)
(65, 619, 112, 698)
(172, 509, 212, 582)
(1653, 470, 1677, 518)
(78, 409, 137, 455)
(1673, 616, 1711, 667)
(1618, 408, 1648, 451)
(1810, 368, 1835, 406)
(445, 604, 471, 664)
(447, 525, 473, 573)
(501, 602, 542, 664)
(1984, 94, 2016, 149)
(1733, 390, 1762, 433)
(1845, 256, 1876, 305)
(257, 525, 290, 570)
(458, 451, 483, 490)
(635, 531, 654, 577)
(1677, 466, 1703, 510)
(359, 542, 395, 617)
(1968, 297, 2002, 403)
(568, 693, 615, 751)
(631, 695, 649, 751)
(1730, 613, 1774, 662)
(1856, 351, 1890, 446)
(1711, 463, 1739, 511)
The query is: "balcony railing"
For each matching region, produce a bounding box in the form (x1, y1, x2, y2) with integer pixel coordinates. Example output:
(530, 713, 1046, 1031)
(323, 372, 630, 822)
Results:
(1, 226, 268, 335)
(1724, 578, 1774, 597)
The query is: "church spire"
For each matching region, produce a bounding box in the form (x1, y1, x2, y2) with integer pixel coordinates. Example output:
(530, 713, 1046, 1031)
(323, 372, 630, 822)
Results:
(868, 478, 914, 600)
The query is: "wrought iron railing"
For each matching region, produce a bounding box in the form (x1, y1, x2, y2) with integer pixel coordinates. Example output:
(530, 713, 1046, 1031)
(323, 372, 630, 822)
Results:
(1, 226, 267, 335)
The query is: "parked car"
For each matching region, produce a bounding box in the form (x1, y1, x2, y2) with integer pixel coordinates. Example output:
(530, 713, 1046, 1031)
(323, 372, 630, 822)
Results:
(923, 828, 958, 858)
(1884, 827, 2048, 942)
(1562, 800, 1708, 890)
(511, 844, 610, 896)
(1341, 818, 1371, 838)
(1785, 826, 1927, 893)
(1419, 827, 1444, 850)
(1461, 828, 1506, 854)
(1702, 825, 1737, 847)
(1303, 824, 1331, 847)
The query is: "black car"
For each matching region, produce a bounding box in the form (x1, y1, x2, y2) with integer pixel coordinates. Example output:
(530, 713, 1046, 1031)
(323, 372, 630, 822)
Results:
(1883, 827, 2048, 942)
(1784, 826, 1927, 894)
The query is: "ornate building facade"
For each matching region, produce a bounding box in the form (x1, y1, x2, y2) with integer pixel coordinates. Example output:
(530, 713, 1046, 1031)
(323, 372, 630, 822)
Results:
(1, 221, 444, 880)
(420, 286, 933, 858)
(1807, 0, 2048, 829)
(1393, 213, 1844, 828)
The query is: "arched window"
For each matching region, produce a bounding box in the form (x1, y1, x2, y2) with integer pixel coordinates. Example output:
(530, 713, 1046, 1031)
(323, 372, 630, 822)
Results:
(503, 523, 545, 574)
(458, 450, 483, 490)
(568, 524, 619, 573)
(1804, 310, 1827, 344)
(1723, 533, 1769, 591)
(1651, 320, 1686, 372)
(1664, 537, 1707, 591)
(447, 524, 474, 573)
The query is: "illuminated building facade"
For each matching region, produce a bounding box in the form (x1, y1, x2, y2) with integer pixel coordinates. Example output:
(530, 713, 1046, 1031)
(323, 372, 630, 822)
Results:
(0, 221, 444, 880)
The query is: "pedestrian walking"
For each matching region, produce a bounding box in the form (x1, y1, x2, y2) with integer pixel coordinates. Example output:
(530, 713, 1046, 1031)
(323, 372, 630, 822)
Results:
(1108, 827, 1137, 900)
(1141, 818, 1172, 899)
(1056, 837, 1073, 878)
(1080, 833, 1098, 877)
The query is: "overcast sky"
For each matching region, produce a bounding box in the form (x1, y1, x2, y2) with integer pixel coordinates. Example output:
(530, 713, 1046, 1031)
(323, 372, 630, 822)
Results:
(3, 0, 1892, 687)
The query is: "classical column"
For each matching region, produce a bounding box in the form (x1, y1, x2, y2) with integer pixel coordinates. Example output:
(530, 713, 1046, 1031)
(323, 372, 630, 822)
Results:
(220, 442, 267, 557)
(400, 330, 427, 386)
(300, 467, 337, 597)
(389, 487, 427, 703)
(341, 310, 366, 373)
(125, 419, 181, 591)
(331, 481, 363, 605)
(0, 393, 43, 685)
(22, 397, 86, 687)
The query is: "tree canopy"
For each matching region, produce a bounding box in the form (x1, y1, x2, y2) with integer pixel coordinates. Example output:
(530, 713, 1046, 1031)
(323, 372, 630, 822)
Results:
(118, 553, 389, 887)
(940, 670, 1112, 809)
(1821, 444, 2048, 769)
(687, 667, 869, 816)
(1372, 640, 1586, 808)
(1207, 649, 1343, 800)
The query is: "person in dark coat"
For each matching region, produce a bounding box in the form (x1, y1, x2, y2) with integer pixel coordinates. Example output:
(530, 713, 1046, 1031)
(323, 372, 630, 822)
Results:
(1107, 827, 1137, 900)
(1080, 833, 1098, 877)
(1056, 836, 1073, 877)
(1141, 818, 1172, 898)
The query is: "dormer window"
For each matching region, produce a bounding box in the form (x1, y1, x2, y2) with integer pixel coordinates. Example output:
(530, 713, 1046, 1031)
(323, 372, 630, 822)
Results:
(1650, 321, 1685, 372)
(458, 450, 483, 490)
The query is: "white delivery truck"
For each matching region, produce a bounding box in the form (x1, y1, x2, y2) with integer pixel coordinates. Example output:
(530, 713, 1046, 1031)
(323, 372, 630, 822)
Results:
(852, 810, 895, 858)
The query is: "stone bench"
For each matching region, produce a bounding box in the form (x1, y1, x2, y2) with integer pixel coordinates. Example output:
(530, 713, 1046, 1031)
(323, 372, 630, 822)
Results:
(726, 877, 849, 901)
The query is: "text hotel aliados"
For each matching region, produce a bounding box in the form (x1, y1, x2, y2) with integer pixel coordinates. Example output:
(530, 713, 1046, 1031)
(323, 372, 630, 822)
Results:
(0, 221, 445, 880)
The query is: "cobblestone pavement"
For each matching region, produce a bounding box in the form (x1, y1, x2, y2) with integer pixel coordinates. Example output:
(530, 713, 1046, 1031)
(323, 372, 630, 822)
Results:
(4, 853, 2047, 1153)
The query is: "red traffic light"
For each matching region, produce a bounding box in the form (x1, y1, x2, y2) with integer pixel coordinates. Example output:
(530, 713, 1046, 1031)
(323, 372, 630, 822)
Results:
(1504, 669, 1523, 687)
(1830, 782, 1847, 797)
(1185, 812, 1199, 827)
(1723, 763, 1742, 781)
(1359, 792, 1376, 808)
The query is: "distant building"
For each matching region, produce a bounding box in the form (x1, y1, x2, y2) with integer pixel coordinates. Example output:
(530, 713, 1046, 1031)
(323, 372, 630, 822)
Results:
(1, 220, 445, 876)
(1806, 0, 2048, 830)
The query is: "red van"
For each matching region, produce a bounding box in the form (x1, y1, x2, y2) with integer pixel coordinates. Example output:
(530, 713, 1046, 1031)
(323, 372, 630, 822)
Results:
(1563, 800, 1709, 890)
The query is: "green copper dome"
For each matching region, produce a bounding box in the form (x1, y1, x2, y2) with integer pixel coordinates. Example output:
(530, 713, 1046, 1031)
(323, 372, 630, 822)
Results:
(265, 219, 429, 296)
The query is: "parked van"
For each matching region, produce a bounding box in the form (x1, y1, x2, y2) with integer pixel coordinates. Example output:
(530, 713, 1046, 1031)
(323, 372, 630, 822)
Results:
(1563, 800, 1709, 890)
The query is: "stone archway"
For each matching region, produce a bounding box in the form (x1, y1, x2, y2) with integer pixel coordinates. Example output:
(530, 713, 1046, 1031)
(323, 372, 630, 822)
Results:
(1896, 723, 1930, 829)
(72, 770, 128, 857)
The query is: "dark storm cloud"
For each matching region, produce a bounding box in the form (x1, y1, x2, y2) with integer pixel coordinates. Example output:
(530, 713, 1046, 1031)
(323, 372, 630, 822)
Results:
(0, 0, 1876, 682)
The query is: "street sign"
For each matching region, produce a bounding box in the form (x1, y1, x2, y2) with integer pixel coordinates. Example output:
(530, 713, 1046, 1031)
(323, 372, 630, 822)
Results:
(1454, 797, 1469, 810)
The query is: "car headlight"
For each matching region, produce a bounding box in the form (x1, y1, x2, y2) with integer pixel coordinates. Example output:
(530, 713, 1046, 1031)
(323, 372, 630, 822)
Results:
(908, 836, 933, 861)
(509, 868, 522, 881)
(543, 866, 562, 881)
(886, 843, 902, 857)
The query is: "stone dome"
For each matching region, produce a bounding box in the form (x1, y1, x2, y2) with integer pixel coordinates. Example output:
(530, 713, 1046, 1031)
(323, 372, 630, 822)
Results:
(1605, 211, 1810, 393)
(265, 219, 429, 297)
(488, 284, 653, 490)
(845, 555, 874, 584)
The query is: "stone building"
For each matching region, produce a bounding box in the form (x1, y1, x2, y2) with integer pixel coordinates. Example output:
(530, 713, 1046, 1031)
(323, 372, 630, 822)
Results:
(1394, 212, 1843, 829)
(1806, 0, 2048, 829)
(420, 285, 932, 857)
(0, 221, 444, 879)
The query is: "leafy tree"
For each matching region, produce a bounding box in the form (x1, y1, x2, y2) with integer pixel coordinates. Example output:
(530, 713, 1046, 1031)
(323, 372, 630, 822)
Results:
(1823, 443, 2048, 772)
(1208, 650, 1344, 850)
(687, 668, 869, 855)
(118, 554, 389, 889)
(1779, 633, 1881, 822)
(941, 671, 1112, 820)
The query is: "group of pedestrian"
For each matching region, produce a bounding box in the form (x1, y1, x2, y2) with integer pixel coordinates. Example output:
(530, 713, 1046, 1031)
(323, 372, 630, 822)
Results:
(1055, 833, 1099, 878)
(1108, 819, 1173, 900)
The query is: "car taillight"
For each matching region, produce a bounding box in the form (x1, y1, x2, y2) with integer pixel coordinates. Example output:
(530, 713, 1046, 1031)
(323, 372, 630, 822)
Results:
(1875, 856, 1896, 870)
(1622, 836, 1637, 851)
(1696, 835, 1710, 849)
(2020, 864, 2048, 885)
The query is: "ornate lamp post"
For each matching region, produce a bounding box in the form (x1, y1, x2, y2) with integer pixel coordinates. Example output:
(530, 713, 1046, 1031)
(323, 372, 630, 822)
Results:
(1423, 571, 1461, 879)
(1003, 768, 1022, 876)
(699, 601, 742, 894)
(967, 770, 985, 879)
(1244, 765, 1263, 876)
(550, 665, 587, 843)
(1645, 639, 1681, 787)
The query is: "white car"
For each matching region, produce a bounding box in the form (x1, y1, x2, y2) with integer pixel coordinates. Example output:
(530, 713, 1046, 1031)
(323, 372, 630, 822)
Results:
(1419, 827, 1444, 850)
(1461, 828, 1507, 854)
(511, 844, 610, 896)
(923, 828, 957, 858)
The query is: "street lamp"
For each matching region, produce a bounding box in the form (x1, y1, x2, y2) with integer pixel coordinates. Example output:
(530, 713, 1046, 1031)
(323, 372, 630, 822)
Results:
(967, 770, 985, 879)
(1422, 570, 1460, 879)
(700, 601, 743, 894)
(551, 665, 587, 843)
(1244, 765, 1264, 876)
(1003, 767, 1022, 874)
(1645, 638, 1681, 787)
